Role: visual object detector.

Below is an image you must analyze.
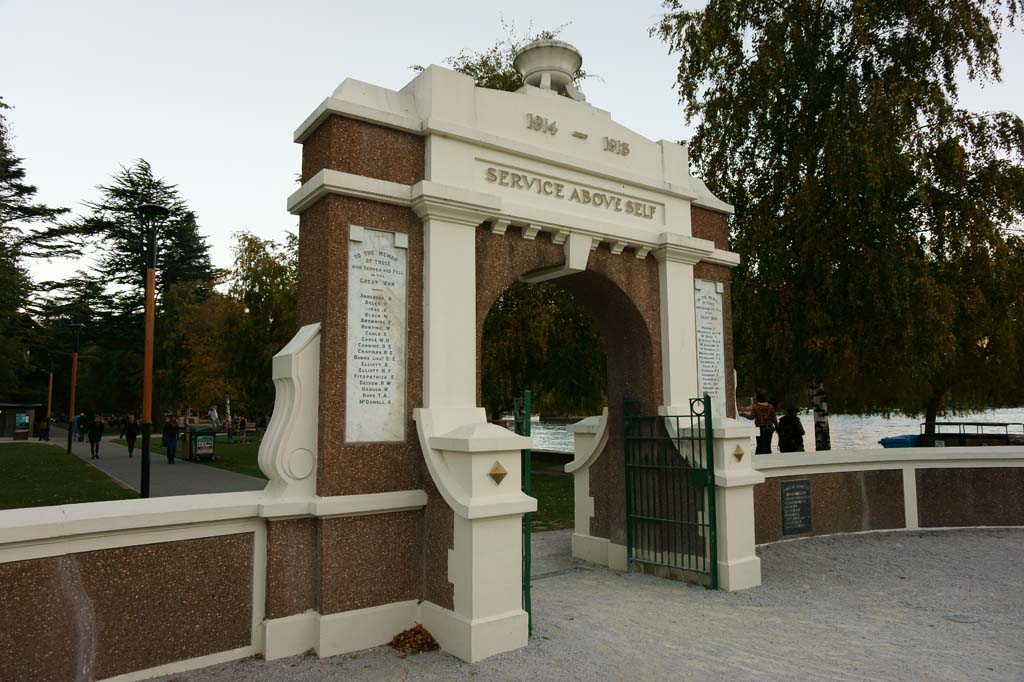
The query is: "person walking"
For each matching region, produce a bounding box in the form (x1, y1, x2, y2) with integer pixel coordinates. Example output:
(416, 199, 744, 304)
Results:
(88, 416, 105, 459)
(120, 414, 140, 458)
(777, 408, 806, 453)
(238, 415, 248, 444)
(752, 393, 778, 454)
(77, 412, 88, 442)
(163, 416, 179, 465)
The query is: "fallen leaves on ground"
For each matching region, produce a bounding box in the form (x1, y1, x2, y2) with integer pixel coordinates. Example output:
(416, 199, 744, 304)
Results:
(389, 624, 439, 655)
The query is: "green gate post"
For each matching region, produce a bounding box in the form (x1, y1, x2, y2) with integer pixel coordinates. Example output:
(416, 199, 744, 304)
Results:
(514, 390, 533, 635)
(703, 393, 719, 590)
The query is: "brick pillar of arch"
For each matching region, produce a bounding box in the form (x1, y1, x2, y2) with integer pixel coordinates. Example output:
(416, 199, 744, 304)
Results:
(476, 227, 663, 546)
(286, 115, 455, 624)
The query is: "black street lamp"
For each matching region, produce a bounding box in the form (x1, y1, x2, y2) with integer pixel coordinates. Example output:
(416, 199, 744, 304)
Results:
(65, 323, 84, 454)
(137, 203, 170, 498)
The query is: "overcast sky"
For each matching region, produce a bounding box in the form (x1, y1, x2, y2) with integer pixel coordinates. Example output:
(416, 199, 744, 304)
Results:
(3, 0, 1023, 285)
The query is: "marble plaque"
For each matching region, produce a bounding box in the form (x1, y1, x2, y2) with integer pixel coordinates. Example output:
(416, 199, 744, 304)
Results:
(345, 226, 408, 442)
(694, 279, 727, 418)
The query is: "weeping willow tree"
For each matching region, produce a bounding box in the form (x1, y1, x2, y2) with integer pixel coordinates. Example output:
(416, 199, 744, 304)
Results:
(656, 0, 1024, 431)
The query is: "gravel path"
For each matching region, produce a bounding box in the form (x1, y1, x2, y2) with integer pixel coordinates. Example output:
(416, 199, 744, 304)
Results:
(161, 528, 1024, 681)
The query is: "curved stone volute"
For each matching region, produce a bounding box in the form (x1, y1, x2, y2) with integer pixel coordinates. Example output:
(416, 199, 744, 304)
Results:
(258, 323, 321, 497)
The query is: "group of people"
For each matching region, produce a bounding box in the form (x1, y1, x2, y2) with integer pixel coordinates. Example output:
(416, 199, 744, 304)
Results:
(71, 413, 108, 459)
(120, 414, 180, 464)
(750, 393, 806, 454)
(67, 412, 181, 464)
(208, 407, 269, 444)
(62, 409, 268, 463)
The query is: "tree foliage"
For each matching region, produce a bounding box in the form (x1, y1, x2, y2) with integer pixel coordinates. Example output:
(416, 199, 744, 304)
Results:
(482, 282, 606, 419)
(220, 231, 298, 415)
(0, 97, 66, 401)
(656, 0, 1024, 417)
(434, 19, 591, 93)
(29, 160, 219, 416)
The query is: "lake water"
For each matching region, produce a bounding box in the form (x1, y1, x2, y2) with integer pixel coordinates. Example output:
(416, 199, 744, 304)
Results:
(529, 408, 1024, 453)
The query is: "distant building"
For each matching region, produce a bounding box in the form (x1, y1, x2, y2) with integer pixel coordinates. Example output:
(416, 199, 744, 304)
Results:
(0, 403, 42, 440)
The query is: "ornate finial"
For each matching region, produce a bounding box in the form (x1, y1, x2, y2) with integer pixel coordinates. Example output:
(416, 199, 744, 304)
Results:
(513, 39, 586, 101)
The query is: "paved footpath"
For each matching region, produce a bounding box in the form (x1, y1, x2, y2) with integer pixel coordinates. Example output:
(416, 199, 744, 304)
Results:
(51, 427, 266, 497)
(164, 527, 1024, 682)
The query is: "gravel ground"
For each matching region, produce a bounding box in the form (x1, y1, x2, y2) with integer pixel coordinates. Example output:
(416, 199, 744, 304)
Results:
(160, 528, 1024, 682)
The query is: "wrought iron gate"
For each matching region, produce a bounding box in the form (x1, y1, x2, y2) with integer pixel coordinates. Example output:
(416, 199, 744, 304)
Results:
(624, 394, 718, 588)
(512, 390, 533, 634)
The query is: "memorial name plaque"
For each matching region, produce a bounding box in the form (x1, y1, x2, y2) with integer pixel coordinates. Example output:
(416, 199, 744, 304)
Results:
(781, 479, 812, 535)
(345, 226, 408, 442)
(694, 279, 726, 417)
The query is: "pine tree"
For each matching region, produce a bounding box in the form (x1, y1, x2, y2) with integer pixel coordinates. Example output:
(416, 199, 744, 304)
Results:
(32, 159, 219, 414)
(0, 97, 66, 399)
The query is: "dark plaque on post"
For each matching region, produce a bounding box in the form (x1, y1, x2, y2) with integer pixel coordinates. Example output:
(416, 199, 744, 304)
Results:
(781, 479, 812, 535)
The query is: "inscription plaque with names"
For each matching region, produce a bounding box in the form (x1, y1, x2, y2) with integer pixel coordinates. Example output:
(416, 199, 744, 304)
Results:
(694, 279, 726, 417)
(781, 479, 812, 535)
(345, 226, 408, 442)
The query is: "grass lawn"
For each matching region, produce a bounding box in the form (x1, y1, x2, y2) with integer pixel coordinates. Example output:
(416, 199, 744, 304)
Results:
(199, 435, 266, 480)
(530, 472, 574, 531)
(115, 434, 268, 480)
(528, 450, 574, 532)
(0, 442, 137, 509)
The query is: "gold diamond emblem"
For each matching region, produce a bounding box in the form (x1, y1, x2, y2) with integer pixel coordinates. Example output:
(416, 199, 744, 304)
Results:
(734, 445, 744, 462)
(488, 461, 508, 486)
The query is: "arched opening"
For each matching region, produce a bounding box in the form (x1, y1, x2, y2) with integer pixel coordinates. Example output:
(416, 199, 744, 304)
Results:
(481, 279, 606, 536)
(476, 226, 663, 560)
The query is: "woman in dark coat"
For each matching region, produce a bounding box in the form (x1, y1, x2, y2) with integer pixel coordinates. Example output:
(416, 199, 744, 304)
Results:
(777, 408, 806, 453)
(162, 416, 179, 465)
(120, 414, 140, 457)
(88, 416, 105, 459)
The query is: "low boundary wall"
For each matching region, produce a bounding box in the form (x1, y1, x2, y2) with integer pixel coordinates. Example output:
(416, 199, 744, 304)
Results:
(0, 488, 430, 682)
(753, 447, 1024, 544)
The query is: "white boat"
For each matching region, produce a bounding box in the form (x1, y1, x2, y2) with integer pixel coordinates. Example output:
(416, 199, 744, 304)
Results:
(498, 414, 542, 423)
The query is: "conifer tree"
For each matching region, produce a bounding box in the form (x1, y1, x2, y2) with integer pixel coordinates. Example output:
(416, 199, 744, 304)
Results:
(0, 97, 66, 399)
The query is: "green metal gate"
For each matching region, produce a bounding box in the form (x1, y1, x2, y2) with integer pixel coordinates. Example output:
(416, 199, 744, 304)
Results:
(512, 389, 533, 634)
(624, 394, 718, 588)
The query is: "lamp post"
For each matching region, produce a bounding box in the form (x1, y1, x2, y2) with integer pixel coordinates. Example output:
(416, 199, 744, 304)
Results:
(46, 356, 53, 441)
(66, 324, 84, 454)
(137, 203, 170, 499)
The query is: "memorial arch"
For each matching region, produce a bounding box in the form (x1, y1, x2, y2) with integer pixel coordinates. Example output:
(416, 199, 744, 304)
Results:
(5, 40, 1024, 682)
(263, 38, 765, 662)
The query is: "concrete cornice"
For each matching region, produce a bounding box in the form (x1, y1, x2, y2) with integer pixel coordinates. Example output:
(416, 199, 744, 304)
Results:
(287, 169, 741, 267)
(294, 96, 423, 143)
(287, 169, 412, 214)
(410, 180, 502, 226)
(0, 489, 434, 551)
(702, 249, 742, 268)
(652, 234, 717, 265)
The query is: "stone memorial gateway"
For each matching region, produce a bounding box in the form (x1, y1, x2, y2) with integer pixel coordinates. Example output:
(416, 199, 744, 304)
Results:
(0, 39, 789, 680)
(3, 39, 1024, 682)
(265, 38, 764, 661)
